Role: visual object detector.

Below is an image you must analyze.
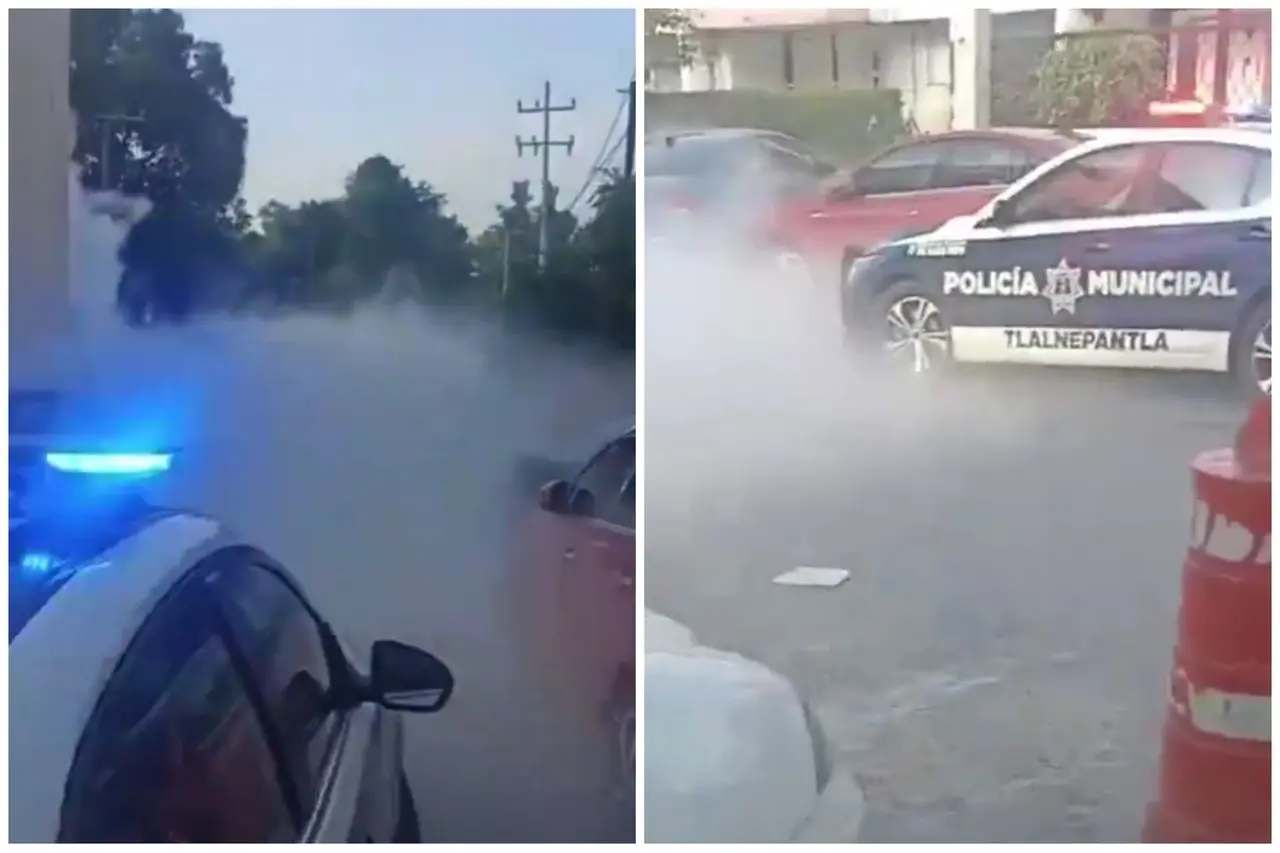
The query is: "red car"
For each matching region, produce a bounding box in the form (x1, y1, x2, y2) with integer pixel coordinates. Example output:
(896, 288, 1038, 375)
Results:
(768, 128, 1085, 282)
(514, 422, 635, 796)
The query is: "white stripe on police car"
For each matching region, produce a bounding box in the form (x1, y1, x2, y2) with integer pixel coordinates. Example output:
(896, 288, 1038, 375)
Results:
(951, 327, 1231, 371)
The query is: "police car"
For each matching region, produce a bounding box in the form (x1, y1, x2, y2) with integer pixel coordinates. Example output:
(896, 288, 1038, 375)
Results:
(11, 446, 454, 843)
(840, 127, 1272, 395)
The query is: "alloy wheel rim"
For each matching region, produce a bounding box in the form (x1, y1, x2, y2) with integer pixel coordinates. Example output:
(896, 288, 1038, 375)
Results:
(1253, 319, 1272, 395)
(885, 295, 950, 373)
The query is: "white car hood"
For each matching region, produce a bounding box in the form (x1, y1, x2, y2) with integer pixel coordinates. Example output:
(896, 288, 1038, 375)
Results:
(644, 611, 864, 843)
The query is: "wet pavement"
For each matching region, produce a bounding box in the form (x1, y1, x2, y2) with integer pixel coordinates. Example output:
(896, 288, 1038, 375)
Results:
(646, 364, 1248, 842)
(100, 311, 635, 842)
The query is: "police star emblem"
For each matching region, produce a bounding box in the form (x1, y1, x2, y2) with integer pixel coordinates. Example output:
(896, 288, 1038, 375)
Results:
(1042, 258, 1085, 315)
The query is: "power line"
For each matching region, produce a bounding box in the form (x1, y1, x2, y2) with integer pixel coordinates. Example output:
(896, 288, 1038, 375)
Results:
(516, 81, 575, 271)
(569, 134, 628, 217)
(600, 134, 626, 171)
(565, 92, 628, 214)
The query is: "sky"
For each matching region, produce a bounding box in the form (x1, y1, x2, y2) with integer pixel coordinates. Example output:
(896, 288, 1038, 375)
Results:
(181, 9, 635, 234)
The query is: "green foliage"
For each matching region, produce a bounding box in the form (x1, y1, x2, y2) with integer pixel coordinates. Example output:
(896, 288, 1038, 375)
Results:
(70, 9, 247, 217)
(646, 89, 906, 162)
(239, 156, 473, 309)
(1031, 33, 1166, 128)
(474, 172, 633, 349)
(644, 9, 693, 35)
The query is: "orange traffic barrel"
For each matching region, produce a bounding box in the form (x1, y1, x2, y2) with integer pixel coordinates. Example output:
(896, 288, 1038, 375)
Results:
(1144, 397, 1272, 843)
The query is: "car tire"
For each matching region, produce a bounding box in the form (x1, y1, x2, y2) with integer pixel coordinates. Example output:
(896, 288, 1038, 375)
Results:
(871, 280, 954, 376)
(1232, 299, 1272, 398)
(393, 772, 421, 842)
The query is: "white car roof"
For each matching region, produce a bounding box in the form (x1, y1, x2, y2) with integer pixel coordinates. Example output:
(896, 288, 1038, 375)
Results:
(10, 513, 237, 843)
(1069, 125, 1271, 150)
(972, 125, 1273, 216)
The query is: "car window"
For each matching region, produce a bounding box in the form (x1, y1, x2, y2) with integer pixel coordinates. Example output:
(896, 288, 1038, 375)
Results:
(755, 141, 835, 195)
(572, 434, 636, 529)
(1153, 143, 1264, 212)
(761, 136, 837, 175)
(211, 561, 340, 816)
(933, 140, 1033, 190)
(1005, 144, 1150, 224)
(854, 142, 944, 195)
(1246, 153, 1271, 206)
(647, 138, 730, 178)
(60, 574, 295, 843)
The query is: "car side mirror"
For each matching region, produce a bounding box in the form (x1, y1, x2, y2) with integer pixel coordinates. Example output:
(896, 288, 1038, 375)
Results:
(538, 478, 572, 513)
(369, 639, 454, 713)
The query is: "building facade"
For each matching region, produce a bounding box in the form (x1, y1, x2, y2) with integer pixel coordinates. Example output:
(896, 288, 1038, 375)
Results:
(647, 8, 1271, 133)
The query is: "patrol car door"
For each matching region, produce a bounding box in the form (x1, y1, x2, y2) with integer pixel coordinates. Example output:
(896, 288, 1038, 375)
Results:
(951, 141, 1265, 370)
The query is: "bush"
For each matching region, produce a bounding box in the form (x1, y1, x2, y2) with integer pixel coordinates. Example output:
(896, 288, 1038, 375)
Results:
(1031, 33, 1166, 128)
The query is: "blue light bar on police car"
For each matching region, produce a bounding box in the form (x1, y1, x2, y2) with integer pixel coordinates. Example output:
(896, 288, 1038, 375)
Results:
(44, 452, 173, 476)
(19, 552, 60, 574)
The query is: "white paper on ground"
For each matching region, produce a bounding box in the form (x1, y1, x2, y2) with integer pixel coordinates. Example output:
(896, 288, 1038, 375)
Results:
(771, 567, 850, 588)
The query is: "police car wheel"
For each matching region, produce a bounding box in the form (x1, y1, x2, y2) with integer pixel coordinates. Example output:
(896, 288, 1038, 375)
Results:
(880, 286, 952, 374)
(1234, 303, 1271, 396)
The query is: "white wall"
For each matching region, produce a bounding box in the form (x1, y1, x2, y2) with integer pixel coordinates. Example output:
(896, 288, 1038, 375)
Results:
(10, 9, 74, 386)
(646, 9, 1271, 129)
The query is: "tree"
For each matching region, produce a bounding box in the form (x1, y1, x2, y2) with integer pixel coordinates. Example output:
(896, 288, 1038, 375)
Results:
(575, 170, 636, 347)
(73, 9, 250, 322)
(341, 155, 473, 298)
(240, 155, 477, 310)
(70, 9, 247, 216)
(645, 9, 698, 66)
(489, 168, 634, 349)
(473, 179, 578, 298)
(645, 9, 694, 37)
(473, 181, 536, 294)
(1031, 34, 1166, 128)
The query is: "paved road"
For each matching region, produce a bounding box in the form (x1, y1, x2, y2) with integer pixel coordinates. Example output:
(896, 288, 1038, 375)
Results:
(88, 309, 636, 842)
(645, 249, 1251, 842)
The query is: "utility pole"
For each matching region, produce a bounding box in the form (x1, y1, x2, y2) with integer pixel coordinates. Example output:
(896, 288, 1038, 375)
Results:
(516, 81, 575, 271)
(618, 79, 636, 178)
(95, 113, 145, 190)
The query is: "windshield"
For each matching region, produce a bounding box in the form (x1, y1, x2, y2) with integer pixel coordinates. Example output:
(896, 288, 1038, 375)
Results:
(647, 137, 735, 178)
